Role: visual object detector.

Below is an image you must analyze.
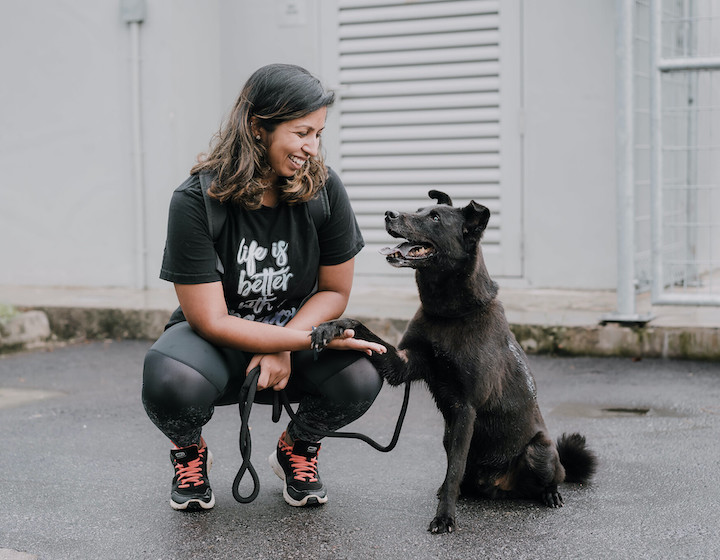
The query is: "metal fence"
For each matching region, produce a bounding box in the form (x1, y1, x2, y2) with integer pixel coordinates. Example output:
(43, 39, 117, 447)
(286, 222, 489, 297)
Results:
(649, 0, 720, 305)
(612, 0, 720, 320)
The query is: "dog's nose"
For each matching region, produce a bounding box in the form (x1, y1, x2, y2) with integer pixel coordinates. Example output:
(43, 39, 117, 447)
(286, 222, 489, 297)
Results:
(385, 210, 399, 220)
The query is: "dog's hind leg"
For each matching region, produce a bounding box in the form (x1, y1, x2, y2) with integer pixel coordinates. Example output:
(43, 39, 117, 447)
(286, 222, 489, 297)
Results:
(429, 405, 476, 534)
(511, 431, 566, 507)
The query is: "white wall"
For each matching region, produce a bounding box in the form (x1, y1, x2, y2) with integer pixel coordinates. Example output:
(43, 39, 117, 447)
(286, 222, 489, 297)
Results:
(0, 0, 324, 289)
(0, 0, 620, 291)
(520, 1, 617, 289)
(0, 1, 135, 287)
(0, 0, 227, 288)
(141, 0, 226, 289)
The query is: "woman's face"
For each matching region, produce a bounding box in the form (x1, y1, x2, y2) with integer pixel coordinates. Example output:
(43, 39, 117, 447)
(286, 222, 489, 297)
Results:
(257, 107, 327, 183)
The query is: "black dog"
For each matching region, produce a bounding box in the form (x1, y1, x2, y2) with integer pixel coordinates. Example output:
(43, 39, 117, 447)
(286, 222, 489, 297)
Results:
(312, 191, 597, 534)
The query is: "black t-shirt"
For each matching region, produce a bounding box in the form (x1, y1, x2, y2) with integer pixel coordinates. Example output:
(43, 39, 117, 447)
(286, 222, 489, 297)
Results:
(160, 168, 364, 328)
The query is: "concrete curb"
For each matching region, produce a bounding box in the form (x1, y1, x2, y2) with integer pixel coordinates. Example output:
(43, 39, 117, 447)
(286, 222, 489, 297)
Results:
(511, 322, 720, 360)
(2, 307, 718, 360)
(0, 311, 51, 354)
(39, 306, 170, 342)
(359, 317, 720, 360)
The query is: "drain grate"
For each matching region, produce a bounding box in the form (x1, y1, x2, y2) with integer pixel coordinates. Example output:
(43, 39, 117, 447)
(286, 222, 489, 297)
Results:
(601, 407, 650, 416)
(551, 403, 684, 418)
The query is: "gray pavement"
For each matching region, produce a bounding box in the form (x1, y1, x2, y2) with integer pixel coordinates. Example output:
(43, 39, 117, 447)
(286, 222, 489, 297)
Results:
(1, 340, 720, 559)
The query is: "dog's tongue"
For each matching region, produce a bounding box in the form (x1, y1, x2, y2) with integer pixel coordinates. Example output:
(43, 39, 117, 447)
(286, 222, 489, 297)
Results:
(379, 242, 423, 258)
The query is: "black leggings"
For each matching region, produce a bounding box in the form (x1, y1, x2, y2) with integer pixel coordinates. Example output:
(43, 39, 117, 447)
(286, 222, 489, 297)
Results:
(142, 322, 383, 448)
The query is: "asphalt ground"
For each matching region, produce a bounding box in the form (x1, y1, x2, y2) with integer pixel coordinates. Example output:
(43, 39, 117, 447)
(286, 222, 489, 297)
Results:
(1, 340, 719, 560)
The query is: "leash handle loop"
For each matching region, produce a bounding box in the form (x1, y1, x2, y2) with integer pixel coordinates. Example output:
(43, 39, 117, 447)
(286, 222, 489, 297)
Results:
(232, 367, 261, 503)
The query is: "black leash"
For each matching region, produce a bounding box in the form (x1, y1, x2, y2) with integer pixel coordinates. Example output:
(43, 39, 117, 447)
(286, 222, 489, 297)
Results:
(232, 366, 261, 503)
(232, 366, 411, 503)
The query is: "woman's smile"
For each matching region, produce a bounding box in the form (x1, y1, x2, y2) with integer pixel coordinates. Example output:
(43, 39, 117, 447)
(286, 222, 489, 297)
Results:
(259, 107, 327, 182)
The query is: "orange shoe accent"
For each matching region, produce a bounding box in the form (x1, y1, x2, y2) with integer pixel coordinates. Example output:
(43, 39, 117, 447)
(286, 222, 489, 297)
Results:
(174, 438, 209, 488)
(278, 435, 319, 483)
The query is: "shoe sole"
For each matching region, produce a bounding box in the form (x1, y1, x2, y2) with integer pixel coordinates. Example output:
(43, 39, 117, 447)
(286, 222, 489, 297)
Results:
(269, 450, 328, 507)
(170, 451, 215, 511)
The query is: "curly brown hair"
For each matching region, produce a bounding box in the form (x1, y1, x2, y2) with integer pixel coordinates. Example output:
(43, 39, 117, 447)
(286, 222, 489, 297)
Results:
(191, 64, 335, 209)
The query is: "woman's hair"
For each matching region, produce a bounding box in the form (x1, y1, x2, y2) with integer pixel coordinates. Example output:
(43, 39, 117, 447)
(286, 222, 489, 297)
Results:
(191, 64, 335, 209)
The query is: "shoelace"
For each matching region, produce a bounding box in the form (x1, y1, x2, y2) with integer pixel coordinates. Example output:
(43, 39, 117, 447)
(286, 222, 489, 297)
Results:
(175, 448, 206, 488)
(280, 441, 319, 482)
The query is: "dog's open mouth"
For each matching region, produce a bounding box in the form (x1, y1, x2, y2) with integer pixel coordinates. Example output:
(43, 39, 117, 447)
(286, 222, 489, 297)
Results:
(379, 241, 436, 266)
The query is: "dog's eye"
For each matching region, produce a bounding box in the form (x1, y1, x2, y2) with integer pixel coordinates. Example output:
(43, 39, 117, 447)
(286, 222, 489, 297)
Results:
(430, 211, 440, 222)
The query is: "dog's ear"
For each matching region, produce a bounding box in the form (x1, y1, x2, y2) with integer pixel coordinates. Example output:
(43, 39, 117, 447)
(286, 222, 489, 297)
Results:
(462, 201, 491, 243)
(428, 190, 453, 206)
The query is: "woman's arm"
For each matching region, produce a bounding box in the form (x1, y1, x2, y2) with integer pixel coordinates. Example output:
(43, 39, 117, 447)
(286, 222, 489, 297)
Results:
(174, 258, 384, 356)
(285, 259, 355, 330)
(175, 282, 311, 353)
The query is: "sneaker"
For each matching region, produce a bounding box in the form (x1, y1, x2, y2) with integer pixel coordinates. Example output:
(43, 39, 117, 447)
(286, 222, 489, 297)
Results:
(269, 432, 328, 507)
(169, 438, 215, 511)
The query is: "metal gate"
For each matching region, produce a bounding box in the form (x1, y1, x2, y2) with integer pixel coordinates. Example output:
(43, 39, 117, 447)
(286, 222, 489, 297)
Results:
(648, 0, 720, 305)
(612, 0, 720, 320)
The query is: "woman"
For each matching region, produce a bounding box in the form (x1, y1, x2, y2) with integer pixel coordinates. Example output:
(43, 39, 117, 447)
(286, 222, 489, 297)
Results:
(142, 64, 386, 511)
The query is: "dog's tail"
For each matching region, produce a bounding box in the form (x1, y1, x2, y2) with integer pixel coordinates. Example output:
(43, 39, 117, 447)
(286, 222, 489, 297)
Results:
(557, 433, 597, 484)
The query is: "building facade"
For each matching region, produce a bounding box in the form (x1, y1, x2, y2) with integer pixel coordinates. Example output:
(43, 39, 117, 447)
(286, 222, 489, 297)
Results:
(0, 1, 646, 293)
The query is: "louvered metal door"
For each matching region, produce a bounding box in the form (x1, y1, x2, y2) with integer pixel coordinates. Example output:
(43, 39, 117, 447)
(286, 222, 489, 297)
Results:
(320, 0, 522, 277)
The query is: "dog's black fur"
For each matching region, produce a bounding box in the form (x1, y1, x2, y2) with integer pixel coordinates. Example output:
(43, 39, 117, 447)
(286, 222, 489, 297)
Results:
(311, 191, 597, 534)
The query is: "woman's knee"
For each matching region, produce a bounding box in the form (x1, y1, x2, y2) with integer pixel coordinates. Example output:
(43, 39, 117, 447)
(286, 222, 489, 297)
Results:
(142, 348, 221, 412)
(322, 357, 383, 404)
(142, 322, 236, 409)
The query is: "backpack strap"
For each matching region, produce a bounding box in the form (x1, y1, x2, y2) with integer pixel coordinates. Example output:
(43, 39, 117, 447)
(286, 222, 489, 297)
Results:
(308, 186, 330, 231)
(199, 171, 226, 242)
(199, 172, 226, 274)
(200, 170, 330, 241)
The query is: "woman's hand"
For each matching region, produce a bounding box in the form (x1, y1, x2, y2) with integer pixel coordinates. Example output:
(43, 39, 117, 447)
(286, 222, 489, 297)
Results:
(324, 329, 387, 356)
(247, 352, 292, 391)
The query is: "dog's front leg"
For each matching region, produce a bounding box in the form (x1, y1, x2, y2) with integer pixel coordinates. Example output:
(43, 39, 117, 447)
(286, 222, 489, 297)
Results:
(429, 405, 477, 534)
(311, 318, 412, 385)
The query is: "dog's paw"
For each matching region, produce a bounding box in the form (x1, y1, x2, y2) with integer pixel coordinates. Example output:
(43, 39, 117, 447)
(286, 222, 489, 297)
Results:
(310, 319, 360, 352)
(542, 489, 564, 508)
(428, 515, 455, 534)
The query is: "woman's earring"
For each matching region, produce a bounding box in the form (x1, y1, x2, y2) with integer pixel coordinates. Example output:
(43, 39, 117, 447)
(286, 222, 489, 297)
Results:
(255, 134, 261, 141)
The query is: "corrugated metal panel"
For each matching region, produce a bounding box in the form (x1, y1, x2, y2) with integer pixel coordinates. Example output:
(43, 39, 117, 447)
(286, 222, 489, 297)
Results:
(341, 122, 500, 141)
(340, 62, 499, 83)
(341, 107, 499, 127)
(340, 76, 499, 97)
(341, 138, 500, 155)
(340, 31, 500, 54)
(341, 46, 499, 69)
(338, 0, 498, 21)
(335, 0, 502, 268)
(342, 169, 500, 185)
(343, 154, 500, 170)
(342, 92, 500, 112)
